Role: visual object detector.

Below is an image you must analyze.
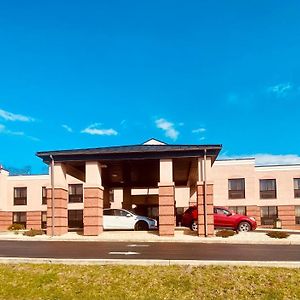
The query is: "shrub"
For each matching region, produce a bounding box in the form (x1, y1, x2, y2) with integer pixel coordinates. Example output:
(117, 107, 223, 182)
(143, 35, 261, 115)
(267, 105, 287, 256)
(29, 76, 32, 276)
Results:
(216, 230, 236, 238)
(267, 231, 290, 239)
(7, 223, 25, 231)
(23, 229, 44, 237)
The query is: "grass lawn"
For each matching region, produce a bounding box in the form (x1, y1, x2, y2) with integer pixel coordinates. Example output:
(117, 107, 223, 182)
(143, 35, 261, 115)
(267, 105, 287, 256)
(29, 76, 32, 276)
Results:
(0, 264, 299, 299)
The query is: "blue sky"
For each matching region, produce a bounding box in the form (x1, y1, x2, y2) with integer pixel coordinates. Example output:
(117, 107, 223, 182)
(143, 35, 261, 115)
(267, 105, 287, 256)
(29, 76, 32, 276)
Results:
(0, 0, 300, 173)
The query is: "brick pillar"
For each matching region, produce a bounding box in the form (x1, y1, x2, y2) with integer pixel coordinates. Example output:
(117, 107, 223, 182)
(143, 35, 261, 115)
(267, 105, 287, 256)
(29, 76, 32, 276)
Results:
(46, 188, 68, 236)
(83, 187, 103, 236)
(278, 205, 296, 229)
(27, 211, 42, 230)
(158, 184, 175, 236)
(0, 211, 12, 231)
(247, 205, 261, 226)
(197, 183, 214, 237)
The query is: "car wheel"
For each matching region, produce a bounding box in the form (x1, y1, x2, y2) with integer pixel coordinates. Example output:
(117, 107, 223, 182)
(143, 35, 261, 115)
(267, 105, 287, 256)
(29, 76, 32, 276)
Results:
(134, 221, 149, 231)
(190, 220, 198, 232)
(238, 221, 251, 232)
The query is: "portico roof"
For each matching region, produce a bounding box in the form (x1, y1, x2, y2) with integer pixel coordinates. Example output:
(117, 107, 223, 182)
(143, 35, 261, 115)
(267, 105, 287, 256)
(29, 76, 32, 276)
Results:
(36, 142, 222, 163)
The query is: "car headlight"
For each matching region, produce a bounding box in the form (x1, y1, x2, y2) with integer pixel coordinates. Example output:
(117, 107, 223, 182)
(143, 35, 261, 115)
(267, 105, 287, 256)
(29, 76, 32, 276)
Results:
(250, 217, 256, 221)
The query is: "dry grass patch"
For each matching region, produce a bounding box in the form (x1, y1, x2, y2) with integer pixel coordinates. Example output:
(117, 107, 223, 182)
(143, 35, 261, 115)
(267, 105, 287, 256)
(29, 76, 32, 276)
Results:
(0, 264, 299, 299)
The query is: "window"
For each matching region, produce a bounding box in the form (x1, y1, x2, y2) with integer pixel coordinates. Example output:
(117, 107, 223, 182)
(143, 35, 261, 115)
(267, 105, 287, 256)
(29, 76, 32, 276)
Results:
(260, 179, 277, 199)
(68, 184, 83, 203)
(296, 206, 300, 225)
(41, 211, 47, 229)
(214, 207, 231, 215)
(13, 212, 26, 228)
(103, 209, 113, 216)
(68, 210, 83, 229)
(294, 179, 300, 198)
(228, 206, 247, 216)
(42, 187, 47, 205)
(228, 178, 245, 199)
(261, 206, 278, 226)
(14, 187, 27, 205)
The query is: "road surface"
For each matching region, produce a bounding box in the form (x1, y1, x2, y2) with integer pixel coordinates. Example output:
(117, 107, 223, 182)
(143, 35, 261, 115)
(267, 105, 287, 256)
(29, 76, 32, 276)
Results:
(0, 240, 300, 261)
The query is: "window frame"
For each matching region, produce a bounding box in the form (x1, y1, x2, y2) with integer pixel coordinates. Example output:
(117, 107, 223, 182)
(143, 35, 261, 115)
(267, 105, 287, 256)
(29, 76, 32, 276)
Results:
(13, 212, 27, 228)
(42, 186, 47, 205)
(259, 179, 277, 199)
(294, 178, 300, 198)
(228, 178, 245, 199)
(68, 210, 83, 229)
(260, 206, 278, 226)
(68, 184, 83, 203)
(295, 206, 300, 225)
(14, 187, 27, 205)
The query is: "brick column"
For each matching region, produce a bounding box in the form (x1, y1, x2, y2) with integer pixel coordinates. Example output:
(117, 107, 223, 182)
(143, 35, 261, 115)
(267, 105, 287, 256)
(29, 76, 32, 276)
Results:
(278, 205, 296, 229)
(247, 205, 261, 226)
(83, 161, 104, 236)
(84, 187, 103, 235)
(197, 183, 214, 237)
(158, 184, 175, 236)
(27, 211, 42, 230)
(0, 211, 12, 231)
(46, 188, 68, 236)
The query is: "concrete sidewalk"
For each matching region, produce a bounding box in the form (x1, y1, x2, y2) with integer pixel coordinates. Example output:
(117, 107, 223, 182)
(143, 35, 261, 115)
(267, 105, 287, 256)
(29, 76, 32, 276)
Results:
(1, 228, 300, 245)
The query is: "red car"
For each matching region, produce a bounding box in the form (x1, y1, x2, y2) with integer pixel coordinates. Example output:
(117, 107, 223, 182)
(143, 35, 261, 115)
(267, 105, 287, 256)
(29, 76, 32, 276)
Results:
(181, 206, 257, 232)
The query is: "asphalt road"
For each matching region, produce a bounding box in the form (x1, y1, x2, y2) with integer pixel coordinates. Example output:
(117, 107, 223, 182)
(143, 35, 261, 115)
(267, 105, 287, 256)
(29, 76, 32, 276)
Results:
(0, 240, 300, 261)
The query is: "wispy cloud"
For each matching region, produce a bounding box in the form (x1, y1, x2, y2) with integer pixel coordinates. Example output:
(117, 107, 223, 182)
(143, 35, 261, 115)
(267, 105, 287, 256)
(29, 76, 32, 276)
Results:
(62, 124, 73, 133)
(0, 124, 39, 141)
(192, 128, 206, 134)
(267, 83, 293, 98)
(219, 153, 300, 166)
(81, 123, 118, 136)
(0, 108, 35, 122)
(155, 118, 179, 141)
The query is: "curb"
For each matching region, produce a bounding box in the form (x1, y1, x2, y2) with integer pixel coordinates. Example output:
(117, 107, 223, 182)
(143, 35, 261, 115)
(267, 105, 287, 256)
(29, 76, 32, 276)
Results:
(0, 257, 300, 268)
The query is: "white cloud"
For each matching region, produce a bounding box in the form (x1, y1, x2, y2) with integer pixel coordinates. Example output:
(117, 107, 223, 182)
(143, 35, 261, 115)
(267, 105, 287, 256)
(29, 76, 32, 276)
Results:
(267, 83, 293, 98)
(199, 137, 205, 141)
(192, 128, 206, 134)
(155, 118, 179, 141)
(0, 108, 35, 122)
(81, 123, 118, 136)
(62, 124, 73, 133)
(0, 124, 24, 136)
(219, 153, 300, 166)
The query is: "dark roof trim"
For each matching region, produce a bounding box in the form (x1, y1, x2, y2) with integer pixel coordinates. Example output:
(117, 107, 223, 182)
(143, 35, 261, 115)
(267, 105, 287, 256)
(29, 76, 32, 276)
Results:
(36, 144, 222, 164)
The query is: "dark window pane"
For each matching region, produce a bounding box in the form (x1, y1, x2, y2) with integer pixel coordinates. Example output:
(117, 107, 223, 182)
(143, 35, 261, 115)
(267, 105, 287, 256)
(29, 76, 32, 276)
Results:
(13, 212, 27, 228)
(14, 187, 27, 205)
(294, 179, 300, 198)
(68, 184, 83, 203)
(228, 179, 245, 199)
(68, 210, 83, 229)
(260, 206, 278, 225)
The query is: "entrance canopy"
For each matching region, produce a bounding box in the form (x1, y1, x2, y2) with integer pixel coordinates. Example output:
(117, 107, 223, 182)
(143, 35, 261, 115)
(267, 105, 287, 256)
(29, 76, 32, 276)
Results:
(36, 141, 222, 188)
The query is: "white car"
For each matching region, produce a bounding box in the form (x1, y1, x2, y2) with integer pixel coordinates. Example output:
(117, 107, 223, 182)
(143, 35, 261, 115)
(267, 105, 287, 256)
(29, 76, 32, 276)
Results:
(103, 208, 157, 231)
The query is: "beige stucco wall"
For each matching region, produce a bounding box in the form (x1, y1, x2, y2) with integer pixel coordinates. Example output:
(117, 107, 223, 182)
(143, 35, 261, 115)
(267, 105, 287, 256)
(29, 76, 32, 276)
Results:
(2, 159, 300, 213)
(6, 175, 49, 212)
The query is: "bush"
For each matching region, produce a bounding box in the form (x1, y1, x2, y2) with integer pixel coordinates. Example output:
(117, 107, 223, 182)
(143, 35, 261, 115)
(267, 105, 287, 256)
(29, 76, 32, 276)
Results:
(23, 229, 44, 237)
(267, 231, 290, 239)
(7, 223, 25, 231)
(216, 230, 236, 238)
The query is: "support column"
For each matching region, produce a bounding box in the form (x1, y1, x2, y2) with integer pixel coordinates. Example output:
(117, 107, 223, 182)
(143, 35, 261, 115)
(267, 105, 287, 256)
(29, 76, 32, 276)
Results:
(278, 205, 296, 229)
(27, 211, 42, 230)
(196, 182, 214, 237)
(159, 159, 175, 236)
(0, 211, 12, 231)
(84, 161, 103, 236)
(122, 187, 131, 210)
(196, 157, 214, 237)
(47, 163, 68, 236)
